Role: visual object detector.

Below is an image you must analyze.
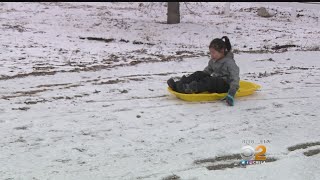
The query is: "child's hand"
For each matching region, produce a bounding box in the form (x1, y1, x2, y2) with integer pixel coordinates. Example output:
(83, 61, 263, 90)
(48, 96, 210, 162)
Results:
(222, 94, 234, 106)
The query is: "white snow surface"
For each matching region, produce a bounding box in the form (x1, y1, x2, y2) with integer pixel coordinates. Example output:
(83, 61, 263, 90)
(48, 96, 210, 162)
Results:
(0, 2, 319, 180)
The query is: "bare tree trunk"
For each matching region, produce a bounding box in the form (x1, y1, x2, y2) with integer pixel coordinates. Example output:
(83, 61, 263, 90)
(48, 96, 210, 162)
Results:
(224, 2, 230, 16)
(291, 7, 296, 22)
(167, 2, 180, 24)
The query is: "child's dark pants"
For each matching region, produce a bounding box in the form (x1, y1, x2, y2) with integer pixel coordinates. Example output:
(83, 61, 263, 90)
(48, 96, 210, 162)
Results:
(175, 71, 230, 93)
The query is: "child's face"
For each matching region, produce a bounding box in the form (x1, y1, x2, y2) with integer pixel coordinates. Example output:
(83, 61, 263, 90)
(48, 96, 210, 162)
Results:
(209, 48, 224, 60)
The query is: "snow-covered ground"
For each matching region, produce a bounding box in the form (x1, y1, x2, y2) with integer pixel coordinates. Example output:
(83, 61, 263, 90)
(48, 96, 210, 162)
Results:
(0, 2, 319, 180)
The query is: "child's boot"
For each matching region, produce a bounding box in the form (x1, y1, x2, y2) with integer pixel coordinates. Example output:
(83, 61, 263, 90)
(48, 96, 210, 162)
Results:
(167, 78, 176, 90)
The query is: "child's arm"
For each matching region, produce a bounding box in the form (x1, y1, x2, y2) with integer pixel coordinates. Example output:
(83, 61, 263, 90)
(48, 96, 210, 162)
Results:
(203, 61, 213, 75)
(227, 62, 240, 97)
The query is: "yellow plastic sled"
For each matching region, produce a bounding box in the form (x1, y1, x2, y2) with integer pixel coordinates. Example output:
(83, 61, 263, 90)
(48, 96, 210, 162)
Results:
(167, 80, 261, 102)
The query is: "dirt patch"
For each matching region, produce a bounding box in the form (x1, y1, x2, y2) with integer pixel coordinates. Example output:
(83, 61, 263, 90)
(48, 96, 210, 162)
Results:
(53, 95, 85, 100)
(4, 84, 84, 101)
(272, 103, 283, 108)
(288, 142, 320, 151)
(129, 60, 143, 66)
(2, 89, 50, 99)
(52, 96, 65, 100)
(0, 52, 202, 82)
(245, 106, 267, 111)
(79, 37, 155, 46)
(11, 137, 26, 143)
(297, 46, 320, 51)
(254, 58, 275, 62)
(244, 70, 284, 78)
(93, 89, 101, 94)
(60, 84, 82, 89)
(36, 83, 72, 88)
(0, 71, 57, 81)
(271, 44, 298, 50)
(206, 162, 239, 170)
(24, 99, 48, 105)
(194, 153, 241, 164)
(162, 174, 180, 180)
(128, 77, 145, 81)
(54, 159, 71, 163)
(287, 66, 315, 70)
(73, 148, 87, 152)
(80, 65, 111, 72)
(119, 39, 129, 43)
(155, 54, 185, 62)
(175, 50, 196, 55)
(120, 89, 128, 93)
(303, 148, 320, 157)
(195, 153, 277, 171)
(233, 49, 272, 54)
(260, 70, 283, 77)
(234, 44, 314, 53)
(133, 40, 145, 45)
(15, 89, 48, 95)
(2, 24, 31, 32)
(12, 107, 30, 111)
(92, 79, 126, 85)
(33, 66, 56, 71)
(206, 157, 277, 170)
(79, 36, 115, 43)
(130, 95, 167, 100)
(121, 71, 191, 78)
(85, 79, 100, 83)
(14, 126, 29, 130)
(114, 108, 131, 112)
(239, 7, 258, 12)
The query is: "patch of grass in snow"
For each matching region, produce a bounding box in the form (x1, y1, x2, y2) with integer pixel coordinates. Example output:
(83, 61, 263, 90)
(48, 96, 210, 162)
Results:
(13, 126, 29, 130)
(303, 148, 320, 157)
(11, 107, 30, 111)
(206, 157, 278, 170)
(194, 153, 242, 164)
(0, 71, 57, 81)
(287, 141, 320, 151)
(206, 163, 239, 170)
(194, 154, 278, 170)
(162, 174, 181, 180)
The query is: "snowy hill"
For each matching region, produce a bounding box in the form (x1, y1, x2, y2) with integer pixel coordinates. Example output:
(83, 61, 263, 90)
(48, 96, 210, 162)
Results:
(0, 2, 319, 180)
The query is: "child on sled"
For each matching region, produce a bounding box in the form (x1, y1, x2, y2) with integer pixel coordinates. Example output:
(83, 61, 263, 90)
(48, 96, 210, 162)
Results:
(167, 36, 240, 106)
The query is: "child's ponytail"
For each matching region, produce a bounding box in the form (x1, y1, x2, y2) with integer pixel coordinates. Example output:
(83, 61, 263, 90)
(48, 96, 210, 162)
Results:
(221, 36, 232, 52)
